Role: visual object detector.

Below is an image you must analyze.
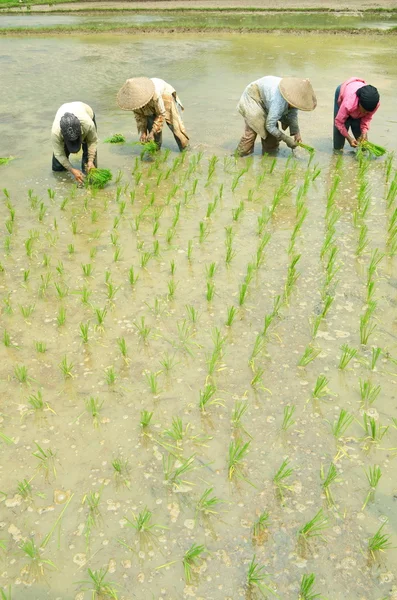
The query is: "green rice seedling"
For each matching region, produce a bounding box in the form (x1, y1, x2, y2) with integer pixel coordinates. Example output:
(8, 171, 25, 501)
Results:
(187, 239, 193, 261)
(25, 237, 34, 258)
(105, 366, 116, 386)
(14, 364, 28, 384)
(27, 389, 46, 413)
(251, 366, 265, 390)
(362, 414, 388, 443)
(246, 555, 277, 598)
(226, 306, 238, 327)
(321, 294, 334, 319)
(228, 439, 250, 482)
(238, 282, 249, 306)
(198, 221, 208, 244)
(85, 397, 103, 429)
(298, 142, 315, 155)
(106, 281, 119, 302)
(23, 269, 30, 282)
(81, 263, 93, 278)
(17, 478, 32, 501)
(356, 223, 369, 256)
(167, 279, 177, 301)
(38, 202, 47, 222)
(124, 507, 166, 550)
(94, 307, 107, 329)
(80, 286, 91, 305)
(231, 166, 248, 192)
(299, 573, 321, 600)
(163, 454, 196, 489)
(199, 383, 221, 413)
(112, 456, 130, 489)
(5, 220, 13, 235)
(225, 243, 236, 265)
(360, 140, 387, 157)
(385, 153, 394, 182)
(20, 303, 35, 320)
(360, 302, 377, 345)
(206, 281, 215, 302)
(104, 133, 125, 143)
(77, 567, 119, 600)
(128, 266, 139, 287)
(367, 249, 384, 284)
(252, 510, 270, 543)
(338, 344, 357, 370)
(3, 236, 11, 254)
(297, 345, 321, 367)
(60, 196, 69, 211)
(134, 316, 151, 343)
(164, 416, 188, 443)
(19, 538, 56, 583)
(281, 405, 296, 432)
(331, 409, 353, 439)
(140, 410, 153, 430)
(262, 313, 275, 337)
(166, 227, 176, 245)
(39, 272, 52, 298)
(359, 379, 381, 406)
(196, 487, 223, 518)
(152, 240, 160, 258)
(232, 201, 244, 221)
(0, 157, 14, 167)
(284, 254, 301, 298)
(205, 262, 217, 279)
(370, 347, 382, 370)
(145, 371, 160, 395)
(321, 462, 338, 506)
(366, 281, 376, 304)
(206, 201, 216, 219)
(273, 458, 294, 501)
(35, 341, 46, 353)
(85, 168, 112, 189)
(68, 243, 75, 255)
(79, 322, 89, 344)
(170, 260, 176, 277)
(249, 334, 266, 368)
(386, 172, 397, 208)
(3, 295, 13, 315)
(298, 509, 328, 546)
(3, 330, 12, 348)
(311, 375, 330, 400)
(159, 352, 179, 374)
(113, 247, 122, 263)
(83, 489, 103, 546)
(59, 356, 73, 379)
(362, 465, 382, 510)
(33, 443, 57, 481)
(54, 282, 68, 299)
(185, 304, 199, 324)
(231, 399, 251, 438)
(113, 216, 121, 230)
(57, 306, 66, 327)
(140, 251, 152, 269)
(324, 246, 340, 286)
(183, 543, 206, 585)
(91, 209, 99, 224)
(116, 337, 128, 362)
(368, 521, 393, 560)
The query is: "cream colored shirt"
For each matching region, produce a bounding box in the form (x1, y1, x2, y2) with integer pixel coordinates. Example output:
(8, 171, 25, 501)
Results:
(51, 102, 97, 170)
(133, 78, 182, 134)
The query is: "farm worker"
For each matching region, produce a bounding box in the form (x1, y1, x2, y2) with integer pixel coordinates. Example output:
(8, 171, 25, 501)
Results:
(235, 76, 317, 156)
(333, 77, 380, 150)
(117, 77, 189, 152)
(51, 102, 98, 184)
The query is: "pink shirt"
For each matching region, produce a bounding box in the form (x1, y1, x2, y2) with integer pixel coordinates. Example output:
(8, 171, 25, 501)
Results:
(335, 77, 379, 138)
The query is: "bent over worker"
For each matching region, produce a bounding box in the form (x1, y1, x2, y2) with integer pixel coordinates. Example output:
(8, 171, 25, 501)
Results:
(235, 76, 317, 156)
(51, 102, 97, 184)
(117, 77, 189, 152)
(333, 77, 380, 150)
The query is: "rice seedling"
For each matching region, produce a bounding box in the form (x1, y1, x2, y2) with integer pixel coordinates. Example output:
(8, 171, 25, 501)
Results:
(311, 375, 330, 400)
(145, 371, 160, 395)
(124, 506, 166, 551)
(324, 246, 340, 287)
(206, 281, 215, 302)
(105, 366, 116, 386)
(133, 316, 151, 343)
(368, 521, 393, 560)
(281, 405, 296, 432)
(20, 303, 35, 320)
(284, 254, 301, 299)
(68, 243, 75, 255)
(104, 133, 125, 143)
(228, 439, 251, 482)
(85, 168, 113, 189)
(85, 397, 104, 429)
(299, 573, 321, 600)
(362, 414, 388, 443)
(187, 239, 193, 261)
(17, 479, 32, 501)
(298, 142, 315, 155)
(19, 537, 56, 583)
(32, 443, 57, 481)
(54, 282, 68, 300)
(94, 307, 107, 330)
(140, 250, 152, 269)
(57, 306, 66, 327)
(370, 347, 382, 370)
(185, 304, 199, 324)
(164, 416, 188, 443)
(167, 278, 177, 301)
(38, 202, 47, 222)
(199, 383, 221, 413)
(338, 344, 357, 370)
(231, 399, 251, 438)
(35, 341, 46, 353)
(77, 567, 119, 600)
(14, 364, 28, 384)
(246, 555, 277, 598)
(331, 408, 353, 439)
(252, 510, 270, 543)
(159, 352, 179, 374)
(386, 172, 397, 208)
(298, 509, 328, 547)
(140, 410, 153, 430)
(360, 302, 377, 345)
(0, 157, 14, 166)
(3, 295, 13, 315)
(139, 139, 158, 159)
(356, 223, 369, 256)
(232, 200, 244, 222)
(359, 379, 381, 406)
(298, 345, 321, 367)
(112, 456, 130, 489)
(128, 266, 139, 287)
(231, 166, 248, 192)
(27, 389, 46, 413)
(321, 462, 338, 506)
(360, 140, 387, 157)
(59, 355, 73, 379)
(182, 543, 207, 584)
(163, 454, 196, 489)
(78, 322, 89, 344)
(367, 249, 384, 284)
(362, 465, 382, 510)
(195, 487, 223, 518)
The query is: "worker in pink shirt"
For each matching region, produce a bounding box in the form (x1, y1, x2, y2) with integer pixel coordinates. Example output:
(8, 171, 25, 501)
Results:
(333, 77, 380, 150)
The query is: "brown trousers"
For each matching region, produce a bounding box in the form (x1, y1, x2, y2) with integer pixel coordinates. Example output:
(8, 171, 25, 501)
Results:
(236, 121, 279, 157)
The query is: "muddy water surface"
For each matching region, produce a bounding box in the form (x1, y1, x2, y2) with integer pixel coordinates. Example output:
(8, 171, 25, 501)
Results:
(0, 33, 397, 600)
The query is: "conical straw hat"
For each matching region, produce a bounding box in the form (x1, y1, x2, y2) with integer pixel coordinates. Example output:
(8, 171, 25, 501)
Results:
(279, 78, 317, 111)
(117, 77, 155, 111)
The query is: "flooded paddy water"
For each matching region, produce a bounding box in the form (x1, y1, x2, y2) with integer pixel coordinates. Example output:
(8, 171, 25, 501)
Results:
(1, 32, 397, 600)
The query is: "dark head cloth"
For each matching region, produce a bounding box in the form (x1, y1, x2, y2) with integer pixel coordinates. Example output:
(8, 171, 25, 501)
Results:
(356, 85, 379, 112)
(60, 112, 82, 153)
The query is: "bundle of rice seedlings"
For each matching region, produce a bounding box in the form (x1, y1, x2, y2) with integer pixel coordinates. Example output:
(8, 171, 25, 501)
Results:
(0, 157, 15, 166)
(85, 168, 112, 189)
(139, 140, 158, 159)
(104, 133, 126, 143)
(298, 143, 315, 154)
(360, 140, 387, 157)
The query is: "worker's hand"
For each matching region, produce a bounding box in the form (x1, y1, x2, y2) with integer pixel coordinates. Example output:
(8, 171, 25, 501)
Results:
(147, 131, 155, 142)
(86, 161, 95, 172)
(294, 133, 302, 143)
(71, 168, 85, 184)
(285, 136, 298, 149)
(348, 136, 358, 148)
(358, 133, 367, 142)
(140, 132, 147, 143)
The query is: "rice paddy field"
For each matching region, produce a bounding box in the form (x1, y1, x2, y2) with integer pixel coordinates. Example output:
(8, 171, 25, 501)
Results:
(1, 31, 397, 600)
